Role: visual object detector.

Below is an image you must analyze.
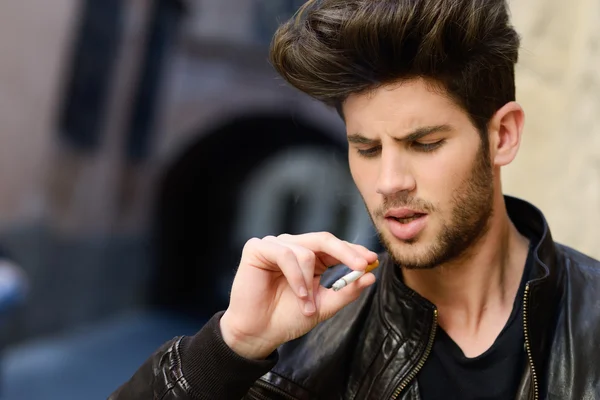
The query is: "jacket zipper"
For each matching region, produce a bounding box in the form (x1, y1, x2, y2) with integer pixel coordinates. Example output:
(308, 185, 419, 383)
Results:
(252, 378, 298, 400)
(388, 283, 537, 400)
(523, 283, 539, 400)
(390, 309, 438, 399)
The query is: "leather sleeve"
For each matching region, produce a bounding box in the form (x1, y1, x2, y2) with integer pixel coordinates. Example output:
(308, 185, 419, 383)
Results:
(108, 312, 279, 400)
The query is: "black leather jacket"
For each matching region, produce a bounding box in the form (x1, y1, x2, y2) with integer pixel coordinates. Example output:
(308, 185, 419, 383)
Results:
(109, 197, 600, 399)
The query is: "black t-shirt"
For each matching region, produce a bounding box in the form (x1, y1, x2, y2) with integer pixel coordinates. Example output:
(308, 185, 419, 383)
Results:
(417, 245, 533, 400)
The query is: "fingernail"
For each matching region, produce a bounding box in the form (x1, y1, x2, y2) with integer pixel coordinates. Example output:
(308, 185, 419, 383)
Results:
(304, 300, 316, 314)
(299, 286, 308, 298)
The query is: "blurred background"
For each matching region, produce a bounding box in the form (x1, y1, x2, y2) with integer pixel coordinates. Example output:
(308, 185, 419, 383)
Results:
(0, 0, 597, 399)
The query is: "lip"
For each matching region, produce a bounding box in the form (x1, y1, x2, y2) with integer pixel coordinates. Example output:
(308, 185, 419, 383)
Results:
(384, 208, 427, 219)
(384, 213, 428, 241)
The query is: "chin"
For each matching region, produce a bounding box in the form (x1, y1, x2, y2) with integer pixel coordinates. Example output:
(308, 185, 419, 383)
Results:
(380, 230, 441, 270)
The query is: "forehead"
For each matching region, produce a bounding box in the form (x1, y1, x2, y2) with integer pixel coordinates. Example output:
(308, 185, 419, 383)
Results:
(343, 79, 470, 135)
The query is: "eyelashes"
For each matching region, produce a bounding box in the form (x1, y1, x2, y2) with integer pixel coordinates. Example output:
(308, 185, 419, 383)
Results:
(356, 140, 446, 158)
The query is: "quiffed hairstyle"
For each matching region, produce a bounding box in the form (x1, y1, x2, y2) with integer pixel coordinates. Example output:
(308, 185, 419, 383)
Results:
(269, 0, 520, 136)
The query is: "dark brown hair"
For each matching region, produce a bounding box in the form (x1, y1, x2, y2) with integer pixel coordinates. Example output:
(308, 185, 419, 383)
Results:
(269, 0, 520, 136)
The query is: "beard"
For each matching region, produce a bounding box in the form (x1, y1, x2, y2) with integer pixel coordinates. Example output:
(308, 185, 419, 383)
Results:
(370, 139, 494, 270)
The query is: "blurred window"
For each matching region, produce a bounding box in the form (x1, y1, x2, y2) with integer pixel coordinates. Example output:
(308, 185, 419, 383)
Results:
(125, 0, 186, 162)
(58, 0, 125, 152)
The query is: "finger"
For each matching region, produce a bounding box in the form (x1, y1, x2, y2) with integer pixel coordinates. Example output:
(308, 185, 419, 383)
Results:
(263, 236, 316, 302)
(243, 237, 310, 302)
(273, 237, 330, 274)
(316, 272, 377, 321)
(278, 232, 373, 271)
(342, 241, 379, 263)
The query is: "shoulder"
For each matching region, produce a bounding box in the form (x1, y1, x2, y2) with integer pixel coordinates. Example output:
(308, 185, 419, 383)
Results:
(553, 243, 600, 334)
(547, 244, 600, 400)
(554, 243, 600, 311)
(556, 243, 600, 284)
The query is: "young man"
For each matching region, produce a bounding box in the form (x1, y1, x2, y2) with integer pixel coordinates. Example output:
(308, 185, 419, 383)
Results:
(110, 1, 600, 399)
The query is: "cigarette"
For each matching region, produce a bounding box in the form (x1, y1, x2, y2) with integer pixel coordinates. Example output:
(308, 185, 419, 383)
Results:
(331, 260, 379, 292)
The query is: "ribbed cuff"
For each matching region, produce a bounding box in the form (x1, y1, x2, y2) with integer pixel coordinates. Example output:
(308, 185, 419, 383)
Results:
(180, 311, 278, 399)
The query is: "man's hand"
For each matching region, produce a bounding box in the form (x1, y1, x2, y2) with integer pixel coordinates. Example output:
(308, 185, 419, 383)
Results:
(219, 232, 378, 360)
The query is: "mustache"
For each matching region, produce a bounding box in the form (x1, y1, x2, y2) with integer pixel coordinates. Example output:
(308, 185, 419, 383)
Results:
(374, 195, 435, 217)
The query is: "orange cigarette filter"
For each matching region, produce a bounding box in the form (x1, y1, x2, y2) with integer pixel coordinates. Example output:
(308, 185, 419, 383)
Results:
(366, 259, 380, 273)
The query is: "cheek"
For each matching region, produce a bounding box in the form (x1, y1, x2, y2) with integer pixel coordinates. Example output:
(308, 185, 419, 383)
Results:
(415, 146, 472, 199)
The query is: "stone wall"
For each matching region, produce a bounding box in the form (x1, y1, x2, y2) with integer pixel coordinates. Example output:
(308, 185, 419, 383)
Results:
(506, 0, 600, 258)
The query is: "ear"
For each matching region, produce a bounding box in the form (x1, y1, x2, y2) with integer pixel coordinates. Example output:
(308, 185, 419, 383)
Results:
(488, 102, 525, 167)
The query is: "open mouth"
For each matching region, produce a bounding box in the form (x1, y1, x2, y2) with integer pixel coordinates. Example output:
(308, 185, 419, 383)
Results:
(389, 213, 426, 224)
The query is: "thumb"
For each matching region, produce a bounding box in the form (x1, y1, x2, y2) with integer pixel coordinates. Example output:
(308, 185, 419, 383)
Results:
(316, 273, 377, 322)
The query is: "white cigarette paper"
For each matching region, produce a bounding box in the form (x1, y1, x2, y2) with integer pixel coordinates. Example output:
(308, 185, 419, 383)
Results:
(331, 260, 379, 292)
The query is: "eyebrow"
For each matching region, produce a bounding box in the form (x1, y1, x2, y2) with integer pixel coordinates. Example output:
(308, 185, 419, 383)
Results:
(347, 124, 453, 145)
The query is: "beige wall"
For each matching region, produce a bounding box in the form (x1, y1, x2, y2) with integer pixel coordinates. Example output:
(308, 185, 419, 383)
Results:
(507, 0, 600, 258)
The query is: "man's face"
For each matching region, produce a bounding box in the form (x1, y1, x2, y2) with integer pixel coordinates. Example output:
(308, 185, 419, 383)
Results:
(344, 79, 495, 269)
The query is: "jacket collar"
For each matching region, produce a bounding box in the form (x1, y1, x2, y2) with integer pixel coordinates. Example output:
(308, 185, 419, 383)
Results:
(378, 195, 562, 365)
(505, 196, 563, 390)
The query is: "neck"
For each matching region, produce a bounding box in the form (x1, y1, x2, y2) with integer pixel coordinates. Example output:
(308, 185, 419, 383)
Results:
(402, 195, 530, 357)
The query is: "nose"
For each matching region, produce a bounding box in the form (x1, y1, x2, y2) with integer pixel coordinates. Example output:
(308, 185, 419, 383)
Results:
(376, 149, 416, 196)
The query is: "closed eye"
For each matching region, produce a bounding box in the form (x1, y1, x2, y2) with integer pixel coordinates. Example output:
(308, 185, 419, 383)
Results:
(412, 140, 445, 152)
(356, 146, 381, 158)
(355, 140, 445, 158)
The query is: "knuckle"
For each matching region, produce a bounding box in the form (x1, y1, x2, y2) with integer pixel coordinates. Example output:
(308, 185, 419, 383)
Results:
(245, 237, 261, 248)
(318, 231, 336, 242)
(277, 233, 292, 240)
(262, 235, 277, 241)
(279, 247, 295, 261)
(297, 250, 316, 266)
(242, 237, 262, 255)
